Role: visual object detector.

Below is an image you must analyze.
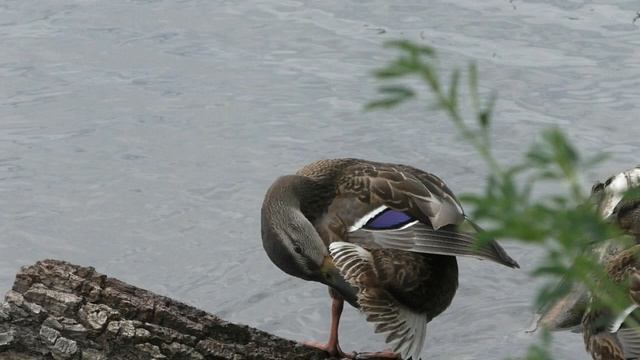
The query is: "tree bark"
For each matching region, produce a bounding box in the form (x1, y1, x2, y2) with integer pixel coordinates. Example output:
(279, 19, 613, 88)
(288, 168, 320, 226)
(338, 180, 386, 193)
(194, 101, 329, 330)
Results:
(0, 259, 339, 360)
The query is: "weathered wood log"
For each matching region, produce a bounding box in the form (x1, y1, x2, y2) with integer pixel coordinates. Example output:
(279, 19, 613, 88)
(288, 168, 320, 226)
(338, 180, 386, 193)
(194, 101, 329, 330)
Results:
(0, 259, 335, 360)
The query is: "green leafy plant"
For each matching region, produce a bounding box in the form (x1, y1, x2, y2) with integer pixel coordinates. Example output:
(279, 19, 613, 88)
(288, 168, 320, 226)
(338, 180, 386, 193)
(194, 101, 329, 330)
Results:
(368, 40, 632, 359)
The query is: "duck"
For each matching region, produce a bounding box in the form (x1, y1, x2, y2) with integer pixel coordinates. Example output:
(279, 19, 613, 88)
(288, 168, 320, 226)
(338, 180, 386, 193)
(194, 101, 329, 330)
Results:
(261, 158, 519, 360)
(583, 167, 640, 360)
(583, 244, 640, 360)
(531, 166, 640, 334)
(539, 166, 640, 359)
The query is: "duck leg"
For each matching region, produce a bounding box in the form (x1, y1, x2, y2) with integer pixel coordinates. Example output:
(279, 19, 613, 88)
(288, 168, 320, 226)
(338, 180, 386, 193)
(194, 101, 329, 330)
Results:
(306, 289, 400, 359)
(305, 288, 357, 359)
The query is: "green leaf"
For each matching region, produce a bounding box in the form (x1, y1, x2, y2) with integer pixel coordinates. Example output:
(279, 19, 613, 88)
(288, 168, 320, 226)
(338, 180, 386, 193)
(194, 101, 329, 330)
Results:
(365, 85, 416, 110)
(365, 97, 407, 110)
(479, 91, 496, 128)
(378, 85, 415, 97)
(373, 58, 418, 79)
(623, 187, 640, 201)
(366, 40, 625, 359)
(448, 69, 460, 110)
(419, 65, 440, 92)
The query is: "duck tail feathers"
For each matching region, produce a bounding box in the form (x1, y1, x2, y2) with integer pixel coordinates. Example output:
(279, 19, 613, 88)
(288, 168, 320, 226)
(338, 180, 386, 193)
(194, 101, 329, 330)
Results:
(464, 216, 520, 269)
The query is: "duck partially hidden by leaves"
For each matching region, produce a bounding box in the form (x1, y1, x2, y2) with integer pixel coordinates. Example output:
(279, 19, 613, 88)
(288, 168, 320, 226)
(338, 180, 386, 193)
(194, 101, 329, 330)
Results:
(530, 166, 640, 335)
(583, 244, 640, 360)
(261, 159, 519, 360)
(581, 166, 640, 360)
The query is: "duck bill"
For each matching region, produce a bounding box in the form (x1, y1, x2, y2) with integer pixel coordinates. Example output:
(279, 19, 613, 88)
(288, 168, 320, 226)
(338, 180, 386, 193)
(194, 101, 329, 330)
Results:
(320, 256, 359, 307)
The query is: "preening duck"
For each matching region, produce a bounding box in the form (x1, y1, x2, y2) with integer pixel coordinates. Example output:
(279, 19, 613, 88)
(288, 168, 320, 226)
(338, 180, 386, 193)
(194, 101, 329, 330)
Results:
(261, 158, 519, 359)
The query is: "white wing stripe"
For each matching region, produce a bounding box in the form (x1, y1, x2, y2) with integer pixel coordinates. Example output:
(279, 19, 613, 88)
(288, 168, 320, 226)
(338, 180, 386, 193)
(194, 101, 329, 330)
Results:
(609, 304, 639, 333)
(348, 205, 388, 232)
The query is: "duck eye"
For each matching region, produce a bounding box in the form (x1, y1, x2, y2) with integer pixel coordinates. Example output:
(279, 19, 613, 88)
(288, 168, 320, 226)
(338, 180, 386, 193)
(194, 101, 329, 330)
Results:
(592, 182, 604, 193)
(293, 245, 302, 254)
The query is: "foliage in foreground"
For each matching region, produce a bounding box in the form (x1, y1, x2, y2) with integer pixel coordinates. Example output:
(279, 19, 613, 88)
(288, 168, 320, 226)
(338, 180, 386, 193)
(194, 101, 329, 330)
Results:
(368, 40, 631, 359)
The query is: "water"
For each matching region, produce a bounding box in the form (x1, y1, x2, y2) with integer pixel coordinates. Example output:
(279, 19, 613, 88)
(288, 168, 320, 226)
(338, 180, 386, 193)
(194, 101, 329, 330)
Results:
(1, 1, 638, 358)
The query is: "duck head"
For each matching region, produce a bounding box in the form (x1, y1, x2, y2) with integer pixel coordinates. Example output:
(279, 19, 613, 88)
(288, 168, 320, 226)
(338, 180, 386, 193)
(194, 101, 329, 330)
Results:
(261, 175, 358, 305)
(591, 166, 640, 220)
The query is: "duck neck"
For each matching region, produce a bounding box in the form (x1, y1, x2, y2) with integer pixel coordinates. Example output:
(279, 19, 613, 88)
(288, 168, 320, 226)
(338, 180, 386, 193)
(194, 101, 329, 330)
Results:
(262, 175, 313, 216)
(261, 175, 326, 274)
(263, 174, 332, 222)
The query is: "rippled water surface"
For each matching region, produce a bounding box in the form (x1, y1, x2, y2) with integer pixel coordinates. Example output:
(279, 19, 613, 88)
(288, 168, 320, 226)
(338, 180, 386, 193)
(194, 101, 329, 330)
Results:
(1, 1, 639, 358)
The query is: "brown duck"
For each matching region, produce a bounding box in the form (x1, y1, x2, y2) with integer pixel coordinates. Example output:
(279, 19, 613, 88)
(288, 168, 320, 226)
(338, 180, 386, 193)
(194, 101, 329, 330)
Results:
(531, 166, 640, 334)
(261, 159, 519, 359)
(581, 167, 640, 359)
(583, 242, 640, 360)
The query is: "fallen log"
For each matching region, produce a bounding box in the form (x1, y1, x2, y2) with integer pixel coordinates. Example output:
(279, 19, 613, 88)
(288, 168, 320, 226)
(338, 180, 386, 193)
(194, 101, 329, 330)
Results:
(0, 259, 335, 360)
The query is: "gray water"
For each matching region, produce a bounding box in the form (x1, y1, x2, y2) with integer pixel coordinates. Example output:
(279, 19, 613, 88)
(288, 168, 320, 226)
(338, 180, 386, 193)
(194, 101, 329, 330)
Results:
(1, 1, 639, 358)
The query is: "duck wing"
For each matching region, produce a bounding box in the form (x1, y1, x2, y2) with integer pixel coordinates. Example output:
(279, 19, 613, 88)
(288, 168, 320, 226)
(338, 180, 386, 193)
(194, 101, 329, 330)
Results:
(336, 162, 463, 230)
(351, 222, 519, 268)
(329, 161, 519, 268)
(329, 242, 428, 360)
(614, 271, 640, 358)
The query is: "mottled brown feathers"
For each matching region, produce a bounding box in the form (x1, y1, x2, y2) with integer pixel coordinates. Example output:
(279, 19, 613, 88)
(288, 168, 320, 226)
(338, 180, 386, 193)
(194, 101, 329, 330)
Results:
(369, 249, 458, 318)
(297, 158, 464, 229)
(615, 200, 640, 241)
(605, 246, 640, 283)
(584, 245, 640, 360)
(584, 330, 626, 360)
(264, 158, 520, 360)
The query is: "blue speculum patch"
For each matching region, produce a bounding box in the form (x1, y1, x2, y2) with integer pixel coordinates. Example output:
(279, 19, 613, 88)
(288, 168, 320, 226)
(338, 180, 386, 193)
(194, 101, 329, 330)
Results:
(364, 209, 415, 230)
